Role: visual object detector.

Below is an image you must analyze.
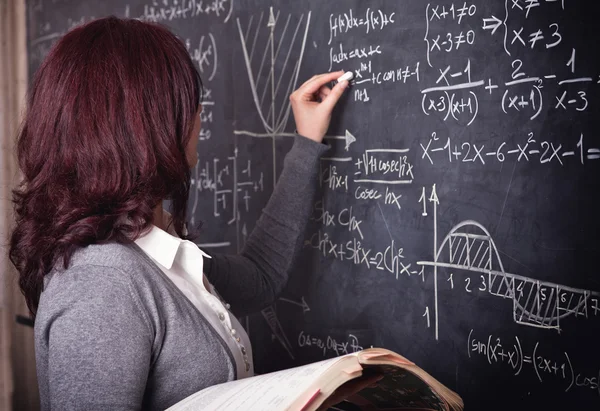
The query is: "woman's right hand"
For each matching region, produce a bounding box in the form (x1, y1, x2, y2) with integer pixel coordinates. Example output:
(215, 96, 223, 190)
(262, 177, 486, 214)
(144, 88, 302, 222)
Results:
(289, 70, 349, 144)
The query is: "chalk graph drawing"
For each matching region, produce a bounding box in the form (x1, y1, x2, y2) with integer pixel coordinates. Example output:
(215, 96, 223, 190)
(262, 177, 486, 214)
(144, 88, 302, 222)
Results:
(233, 6, 312, 360)
(234, 6, 311, 189)
(418, 220, 600, 340)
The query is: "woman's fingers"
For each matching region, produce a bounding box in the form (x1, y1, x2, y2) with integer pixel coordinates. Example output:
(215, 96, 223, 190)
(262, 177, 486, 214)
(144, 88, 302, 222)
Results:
(294, 71, 344, 100)
(300, 70, 343, 89)
(318, 85, 331, 101)
(289, 71, 349, 143)
(321, 80, 348, 110)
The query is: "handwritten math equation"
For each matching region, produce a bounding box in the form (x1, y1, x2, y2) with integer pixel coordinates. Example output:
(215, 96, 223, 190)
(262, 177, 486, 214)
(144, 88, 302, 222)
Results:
(420, 131, 600, 166)
(141, 0, 233, 23)
(468, 329, 600, 395)
(297, 330, 363, 358)
(191, 149, 265, 225)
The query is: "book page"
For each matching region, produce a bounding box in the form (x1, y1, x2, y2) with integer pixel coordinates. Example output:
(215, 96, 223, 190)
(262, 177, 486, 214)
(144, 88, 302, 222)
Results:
(167, 356, 350, 411)
(359, 348, 414, 366)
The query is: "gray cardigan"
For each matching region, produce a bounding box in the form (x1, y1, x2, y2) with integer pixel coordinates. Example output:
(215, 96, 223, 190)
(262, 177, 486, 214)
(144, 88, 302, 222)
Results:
(34, 136, 329, 410)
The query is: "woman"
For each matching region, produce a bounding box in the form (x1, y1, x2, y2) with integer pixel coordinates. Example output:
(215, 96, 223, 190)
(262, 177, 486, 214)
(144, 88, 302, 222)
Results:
(9, 16, 350, 410)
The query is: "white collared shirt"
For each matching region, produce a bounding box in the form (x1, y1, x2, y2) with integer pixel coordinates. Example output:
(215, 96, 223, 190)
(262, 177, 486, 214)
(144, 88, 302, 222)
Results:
(134, 218, 254, 379)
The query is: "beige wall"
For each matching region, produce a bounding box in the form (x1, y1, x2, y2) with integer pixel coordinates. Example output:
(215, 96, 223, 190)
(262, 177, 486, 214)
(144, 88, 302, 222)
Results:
(0, 0, 40, 410)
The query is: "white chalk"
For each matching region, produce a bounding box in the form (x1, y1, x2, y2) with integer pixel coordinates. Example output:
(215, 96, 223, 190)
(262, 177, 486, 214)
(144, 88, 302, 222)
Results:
(337, 71, 354, 83)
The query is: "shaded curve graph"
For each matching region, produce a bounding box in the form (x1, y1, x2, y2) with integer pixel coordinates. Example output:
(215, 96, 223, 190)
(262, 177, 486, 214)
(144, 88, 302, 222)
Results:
(235, 7, 311, 188)
(418, 220, 600, 339)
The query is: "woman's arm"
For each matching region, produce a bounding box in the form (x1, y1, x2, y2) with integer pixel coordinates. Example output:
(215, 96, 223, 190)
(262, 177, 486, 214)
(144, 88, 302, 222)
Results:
(203, 71, 349, 316)
(203, 135, 328, 316)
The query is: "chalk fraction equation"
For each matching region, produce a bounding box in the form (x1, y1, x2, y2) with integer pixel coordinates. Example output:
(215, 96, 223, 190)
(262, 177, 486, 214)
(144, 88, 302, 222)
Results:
(421, 0, 598, 127)
(326, 6, 421, 104)
(320, 148, 414, 187)
(420, 58, 596, 126)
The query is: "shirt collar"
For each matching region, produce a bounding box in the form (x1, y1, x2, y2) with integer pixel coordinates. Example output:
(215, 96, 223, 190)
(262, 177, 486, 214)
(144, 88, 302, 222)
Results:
(135, 224, 182, 270)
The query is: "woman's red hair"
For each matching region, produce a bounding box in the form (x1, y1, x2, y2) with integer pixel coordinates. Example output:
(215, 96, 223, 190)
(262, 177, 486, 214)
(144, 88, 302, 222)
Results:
(9, 16, 202, 316)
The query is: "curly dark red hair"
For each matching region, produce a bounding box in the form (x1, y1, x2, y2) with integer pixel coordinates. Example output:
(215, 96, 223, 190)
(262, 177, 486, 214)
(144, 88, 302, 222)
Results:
(9, 16, 202, 316)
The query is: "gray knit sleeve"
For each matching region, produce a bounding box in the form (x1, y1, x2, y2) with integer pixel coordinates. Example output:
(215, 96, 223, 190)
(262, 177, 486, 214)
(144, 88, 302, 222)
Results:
(203, 135, 329, 316)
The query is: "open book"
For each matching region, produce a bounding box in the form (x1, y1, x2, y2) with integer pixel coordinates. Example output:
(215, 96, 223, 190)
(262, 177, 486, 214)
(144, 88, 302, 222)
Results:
(166, 347, 464, 411)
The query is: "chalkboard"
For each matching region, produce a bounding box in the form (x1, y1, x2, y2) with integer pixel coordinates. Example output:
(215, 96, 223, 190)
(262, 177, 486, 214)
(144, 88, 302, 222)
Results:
(26, 0, 600, 409)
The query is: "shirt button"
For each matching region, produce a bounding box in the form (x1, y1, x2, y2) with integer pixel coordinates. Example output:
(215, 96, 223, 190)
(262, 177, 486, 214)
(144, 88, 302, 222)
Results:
(241, 347, 246, 355)
(218, 313, 225, 321)
(225, 303, 231, 310)
(236, 337, 241, 342)
(245, 362, 250, 372)
(231, 329, 237, 335)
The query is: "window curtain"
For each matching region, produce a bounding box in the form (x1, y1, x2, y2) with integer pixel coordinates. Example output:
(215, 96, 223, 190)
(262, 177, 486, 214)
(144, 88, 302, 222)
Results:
(0, 0, 39, 409)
